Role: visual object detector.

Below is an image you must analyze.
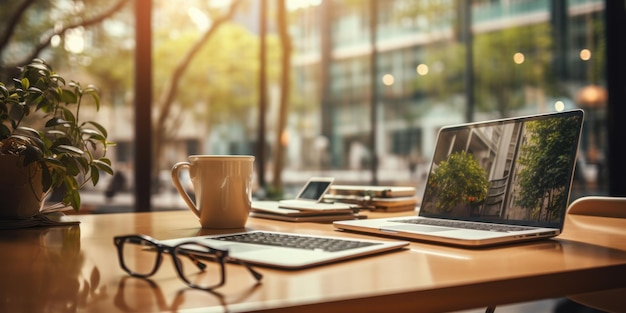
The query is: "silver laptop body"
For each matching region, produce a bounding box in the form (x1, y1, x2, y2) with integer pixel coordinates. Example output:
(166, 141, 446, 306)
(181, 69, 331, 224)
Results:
(160, 230, 408, 269)
(334, 110, 584, 247)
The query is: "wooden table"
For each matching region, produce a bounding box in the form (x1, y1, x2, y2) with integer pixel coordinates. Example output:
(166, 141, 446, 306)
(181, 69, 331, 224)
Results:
(0, 209, 624, 312)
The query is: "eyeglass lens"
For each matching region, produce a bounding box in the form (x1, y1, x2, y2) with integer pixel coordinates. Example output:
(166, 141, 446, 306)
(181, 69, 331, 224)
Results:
(173, 243, 225, 290)
(120, 237, 161, 277)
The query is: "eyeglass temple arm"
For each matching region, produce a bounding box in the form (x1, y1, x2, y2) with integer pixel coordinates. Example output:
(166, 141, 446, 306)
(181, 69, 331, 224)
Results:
(178, 249, 261, 282)
(177, 250, 208, 271)
(234, 259, 263, 281)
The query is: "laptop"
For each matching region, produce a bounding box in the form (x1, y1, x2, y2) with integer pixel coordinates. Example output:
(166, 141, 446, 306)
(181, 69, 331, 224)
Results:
(160, 230, 408, 269)
(334, 110, 584, 247)
(252, 177, 353, 212)
(278, 176, 335, 206)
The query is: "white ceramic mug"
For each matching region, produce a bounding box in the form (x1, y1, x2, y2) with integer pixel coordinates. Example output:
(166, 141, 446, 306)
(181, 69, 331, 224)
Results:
(171, 155, 254, 228)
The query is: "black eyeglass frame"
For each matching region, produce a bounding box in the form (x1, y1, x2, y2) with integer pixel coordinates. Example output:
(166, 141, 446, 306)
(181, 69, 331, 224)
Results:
(113, 234, 263, 291)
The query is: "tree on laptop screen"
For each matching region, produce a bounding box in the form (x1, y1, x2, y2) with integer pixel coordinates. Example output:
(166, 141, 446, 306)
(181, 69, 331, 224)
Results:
(421, 114, 582, 227)
(426, 150, 489, 214)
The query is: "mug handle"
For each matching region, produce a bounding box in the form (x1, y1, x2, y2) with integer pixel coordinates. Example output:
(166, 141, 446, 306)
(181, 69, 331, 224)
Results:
(171, 162, 200, 218)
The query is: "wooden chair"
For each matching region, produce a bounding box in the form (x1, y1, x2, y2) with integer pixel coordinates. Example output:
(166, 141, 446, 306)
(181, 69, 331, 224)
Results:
(565, 196, 626, 313)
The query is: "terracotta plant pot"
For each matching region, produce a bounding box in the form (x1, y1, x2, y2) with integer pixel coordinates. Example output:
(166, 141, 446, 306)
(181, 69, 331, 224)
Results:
(0, 155, 45, 218)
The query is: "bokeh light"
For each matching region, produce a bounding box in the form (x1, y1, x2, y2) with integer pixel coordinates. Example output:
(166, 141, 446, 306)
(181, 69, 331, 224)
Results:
(416, 64, 429, 76)
(382, 74, 395, 86)
(554, 100, 565, 112)
(580, 49, 591, 61)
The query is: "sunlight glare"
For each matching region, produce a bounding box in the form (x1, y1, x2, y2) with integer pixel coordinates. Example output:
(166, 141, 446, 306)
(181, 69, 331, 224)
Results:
(513, 52, 525, 64)
(51, 35, 61, 48)
(188, 7, 210, 31)
(64, 27, 85, 54)
(288, 0, 322, 10)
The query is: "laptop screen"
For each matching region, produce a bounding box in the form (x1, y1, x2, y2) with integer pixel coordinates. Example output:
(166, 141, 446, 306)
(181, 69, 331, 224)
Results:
(419, 110, 584, 228)
(297, 178, 334, 201)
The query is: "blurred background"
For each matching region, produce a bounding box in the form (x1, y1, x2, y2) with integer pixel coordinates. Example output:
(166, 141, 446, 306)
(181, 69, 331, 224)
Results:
(0, 0, 612, 213)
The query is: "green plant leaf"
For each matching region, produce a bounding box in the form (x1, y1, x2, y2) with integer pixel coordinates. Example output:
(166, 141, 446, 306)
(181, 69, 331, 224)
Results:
(59, 89, 78, 104)
(27, 86, 42, 95)
(90, 165, 100, 186)
(45, 130, 68, 137)
(50, 73, 66, 85)
(27, 59, 50, 71)
(21, 78, 30, 90)
(50, 87, 63, 102)
(15, 126, 41, 138)
(35, 98, 51, 112)
(99, 157, 112, 166)
(21, 144, 44, 165)
(84, 86, 101, 110)
(56, 145, 85, 156)
(43, 157, 66, 171)
(84, 121, 108, 138)
(52, 136, 73, 147)
(63, 187, 81, 211)
(7, 104, 21, 116)
(0, 83, 8, 97)
(45, 118, 70, 127)
(60, 106, 76, 123)
(81, 128, 102, 136)
(60, 155, 81, 176)
(0, 124, 11, 139)
(93, 159, 114, 175)
(87, 134, 106, 144)
(25, 92, 44, 107)
(76, 156, 90, 174)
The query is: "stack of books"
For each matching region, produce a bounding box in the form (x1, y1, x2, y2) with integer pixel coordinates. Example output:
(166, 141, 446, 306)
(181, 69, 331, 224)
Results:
(324, 185, 418, 212)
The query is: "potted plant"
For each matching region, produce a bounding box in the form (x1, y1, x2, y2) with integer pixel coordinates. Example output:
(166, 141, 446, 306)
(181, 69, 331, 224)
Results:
(0, 58, 113, 218)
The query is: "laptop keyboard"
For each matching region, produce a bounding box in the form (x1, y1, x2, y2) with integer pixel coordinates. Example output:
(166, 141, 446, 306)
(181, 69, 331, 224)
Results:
(212, 232, 381, 252)
(390, 218, 535, 232)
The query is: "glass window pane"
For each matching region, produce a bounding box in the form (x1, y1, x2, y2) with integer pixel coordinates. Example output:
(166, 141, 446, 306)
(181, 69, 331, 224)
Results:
(5, 0, 607, 213)
(0, 1, 135, 212)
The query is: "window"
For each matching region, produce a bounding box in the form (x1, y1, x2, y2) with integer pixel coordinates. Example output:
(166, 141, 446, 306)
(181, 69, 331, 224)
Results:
(2, 0, 622, 213)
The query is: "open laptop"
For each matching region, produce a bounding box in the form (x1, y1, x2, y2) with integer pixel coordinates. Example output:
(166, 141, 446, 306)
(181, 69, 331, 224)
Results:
(160, 230, 408, 269)
(253, 177, 353, 212)
(334, 110, 584, 247)
(278, 176, 335, 206)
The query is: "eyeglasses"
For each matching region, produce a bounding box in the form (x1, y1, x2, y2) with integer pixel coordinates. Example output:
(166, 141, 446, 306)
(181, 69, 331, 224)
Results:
(113, 234, 263, 291)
